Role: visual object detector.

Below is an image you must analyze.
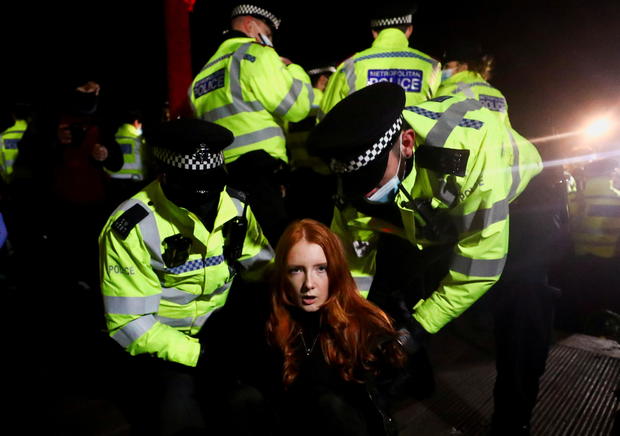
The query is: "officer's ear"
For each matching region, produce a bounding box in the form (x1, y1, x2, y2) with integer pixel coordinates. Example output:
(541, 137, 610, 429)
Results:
(401, 128, 415, 159)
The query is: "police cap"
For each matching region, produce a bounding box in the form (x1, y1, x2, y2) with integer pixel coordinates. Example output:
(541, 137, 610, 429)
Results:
(307, 65, 336, 77)
(370, 2, 418, 30)
(231, 2, 282, 31)
(150, 118, 234, 172)
(307, 82, 405, 195)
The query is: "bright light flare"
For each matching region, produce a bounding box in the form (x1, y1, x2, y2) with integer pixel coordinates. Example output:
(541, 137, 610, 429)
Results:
(582, 117, 614, 138)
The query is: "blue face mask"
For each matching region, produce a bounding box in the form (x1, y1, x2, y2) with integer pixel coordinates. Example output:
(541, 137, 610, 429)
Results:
(365, 148, 403, 204)
(365, 174, 401, 204)
(441, 68, 455, 82)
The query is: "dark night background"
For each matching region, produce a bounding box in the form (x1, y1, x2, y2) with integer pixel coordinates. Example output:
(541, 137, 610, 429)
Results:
(2, 0, 620, 160)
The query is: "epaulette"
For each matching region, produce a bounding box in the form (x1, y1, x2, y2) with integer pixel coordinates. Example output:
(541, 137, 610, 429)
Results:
(416, 145, 470, 177)
(226, 186, 248, 203)
(111, 203, 150, 240)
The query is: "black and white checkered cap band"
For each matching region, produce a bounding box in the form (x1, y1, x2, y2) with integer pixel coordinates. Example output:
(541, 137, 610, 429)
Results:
(330, 116, 403, 174)
(154, 145, 224, 171)
(231, 4, 281, 29)
(370, 14, 413, 28)
(307, 66, 336, 76)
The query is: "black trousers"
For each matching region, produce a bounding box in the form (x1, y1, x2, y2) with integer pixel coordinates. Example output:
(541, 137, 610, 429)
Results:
(490, 168, 565, 434)
(490, 280, 555, 434)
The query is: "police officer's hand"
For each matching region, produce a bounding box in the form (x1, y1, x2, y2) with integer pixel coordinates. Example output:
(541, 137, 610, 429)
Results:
(92, 143, 109, 161)
(397, 317, 429, 356)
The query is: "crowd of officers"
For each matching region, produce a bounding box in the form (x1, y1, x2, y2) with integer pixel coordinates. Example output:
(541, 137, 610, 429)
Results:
(1, 2, 619, 436)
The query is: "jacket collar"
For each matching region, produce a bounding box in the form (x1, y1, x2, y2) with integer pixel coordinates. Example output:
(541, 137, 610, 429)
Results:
(371, 28, 410, 49)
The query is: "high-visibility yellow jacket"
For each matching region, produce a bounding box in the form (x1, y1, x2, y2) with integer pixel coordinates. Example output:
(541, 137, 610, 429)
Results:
(106, 123, 146, 181)
(0, 119, 27, 183)
(189, 32, 314, 164)
(332, 95, 542, 334)
(435, 70, 511, 127)
(285, 87, 330, 174)
(320, 28, 441, 118)
(569, 171, 620, 258)
(99, 180, 274, 367)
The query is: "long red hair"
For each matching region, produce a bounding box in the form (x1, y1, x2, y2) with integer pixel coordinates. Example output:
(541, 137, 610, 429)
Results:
(266, 219, 404, 387)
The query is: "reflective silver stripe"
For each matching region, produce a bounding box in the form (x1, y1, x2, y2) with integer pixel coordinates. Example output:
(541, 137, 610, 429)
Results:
(155, 308, 219, 329)
(274, 78, 304, 117)
(156, 315, 194, 328)
(239, 246, 275, 269)
(343, 60, 357, 93)
(306, 83, 316, 110)
(114, 200, 163, 270)
(450, 254, 506, 277)
(194, 308, 220, 329)
(201, 100, 264, 121)
(198, 281, 233, 302)
(122, 200, 165, 271)
(161, 287, 198, 305)
(109, 172, 142, 180)
(161, 281, 232, 305)
(426, 99, 483, 147)
(201, 43, 267, 122)
(4, 158, 14, 166)
(454, 82, 476, 98)
(455, 199, 509, 234)
(507, 129, 521, 201)
(353, 275, 374, 291)
(225, 126, 284, 151)
(453, 82, 493, 97)
(200, 52, 234, 72)
(112, 315, 157, 348)
(230, 44, 251, 101)
(104, 294, 161, 315)
(355, 51, 437, 66)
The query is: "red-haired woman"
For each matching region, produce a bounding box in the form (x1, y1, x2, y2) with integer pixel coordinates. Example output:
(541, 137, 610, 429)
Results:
(266, 219, 410, 436)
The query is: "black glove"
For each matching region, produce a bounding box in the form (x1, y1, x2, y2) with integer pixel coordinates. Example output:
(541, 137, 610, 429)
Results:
(396, 317, 429, 355)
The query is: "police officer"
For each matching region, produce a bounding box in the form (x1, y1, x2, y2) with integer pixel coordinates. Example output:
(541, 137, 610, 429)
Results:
(437, 37, 566, 434)
(99, 118, 275, 435)
(437, 38, 511, 127)
(320, 2, 441, 119)
(0, 102, 29, 184)
(105, 108, 152, 209)
(189, 2, 315, 246)
(563, 157, 620, 326)
(307, 83, 543, 402)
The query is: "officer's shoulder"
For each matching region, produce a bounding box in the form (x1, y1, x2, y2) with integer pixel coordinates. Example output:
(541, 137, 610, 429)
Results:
(111, 203, 150, 240)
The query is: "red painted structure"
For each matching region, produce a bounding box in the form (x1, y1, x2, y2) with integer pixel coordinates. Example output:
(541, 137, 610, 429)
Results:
(164, 0, 196, 119)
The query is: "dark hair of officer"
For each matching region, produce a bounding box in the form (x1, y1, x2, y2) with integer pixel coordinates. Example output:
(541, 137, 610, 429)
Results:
(307, 82, 407, 197)
(443, 38, 495, 80)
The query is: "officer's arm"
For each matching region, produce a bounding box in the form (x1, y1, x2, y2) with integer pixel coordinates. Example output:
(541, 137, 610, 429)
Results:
(248, 46, 314, 123)
(99, 223, 201, 367)
(412, 164, 510, 334)
(237, 205, 274, 282)
(319, 62, 348, 119)
(428, 60, 442, 99)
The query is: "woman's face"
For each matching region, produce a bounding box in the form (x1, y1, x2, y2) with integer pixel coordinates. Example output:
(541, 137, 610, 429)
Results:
(286, 239, 329, 312)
